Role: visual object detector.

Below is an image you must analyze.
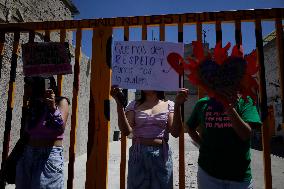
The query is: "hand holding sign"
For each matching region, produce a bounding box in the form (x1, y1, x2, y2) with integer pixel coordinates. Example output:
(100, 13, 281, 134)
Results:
(110, 85, 127, 107)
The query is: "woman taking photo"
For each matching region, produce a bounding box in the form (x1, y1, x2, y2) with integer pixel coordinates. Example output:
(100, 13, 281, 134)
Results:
(111, 86, 188, 189)
(16, 76, 69, 189)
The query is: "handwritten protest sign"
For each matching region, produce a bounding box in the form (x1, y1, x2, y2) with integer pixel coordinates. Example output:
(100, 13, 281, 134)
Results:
(112, 41, 183, 91)
(22, 42, 72, 77)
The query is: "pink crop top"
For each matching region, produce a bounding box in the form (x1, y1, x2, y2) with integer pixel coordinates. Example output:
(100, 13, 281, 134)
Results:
(25, 106, 65, 140)
(125, 100, 174, 141)
(125, 100, 174, 162)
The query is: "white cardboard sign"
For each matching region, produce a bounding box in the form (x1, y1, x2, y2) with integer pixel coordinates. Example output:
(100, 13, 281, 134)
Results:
(112, 41, 183, 91)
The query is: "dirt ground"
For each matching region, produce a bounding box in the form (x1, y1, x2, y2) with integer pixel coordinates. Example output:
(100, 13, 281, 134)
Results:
(5, 135, 284, 189)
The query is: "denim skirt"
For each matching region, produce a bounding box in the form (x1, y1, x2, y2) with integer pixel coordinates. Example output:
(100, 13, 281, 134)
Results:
(16, 145, 64, 189)
(127, 144, 173, 189)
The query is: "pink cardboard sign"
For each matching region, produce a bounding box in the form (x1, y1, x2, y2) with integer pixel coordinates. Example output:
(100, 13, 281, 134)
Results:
(22, 42, 72, 76)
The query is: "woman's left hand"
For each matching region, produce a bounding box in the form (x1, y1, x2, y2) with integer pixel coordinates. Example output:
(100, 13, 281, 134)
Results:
(44, 89, 56, 112)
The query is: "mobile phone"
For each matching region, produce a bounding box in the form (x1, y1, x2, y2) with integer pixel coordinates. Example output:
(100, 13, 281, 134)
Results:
(44, 78, 50, 90)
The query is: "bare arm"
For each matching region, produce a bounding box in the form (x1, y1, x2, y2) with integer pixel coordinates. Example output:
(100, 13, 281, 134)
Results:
(116, 102, 133, 136)
(170, 88, 189, 138)
(111, 86, 133, 136)
(57, 98, 69, 127)
(227, 106, 252, 141)
(170, 104, 182, 138)
(215, 88, 253, 141)
(44, 89, 69, 133)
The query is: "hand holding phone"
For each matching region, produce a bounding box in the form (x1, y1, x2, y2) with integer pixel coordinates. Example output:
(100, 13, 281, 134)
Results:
(44, 89, 56, 112)
(44, 79, 51, 91)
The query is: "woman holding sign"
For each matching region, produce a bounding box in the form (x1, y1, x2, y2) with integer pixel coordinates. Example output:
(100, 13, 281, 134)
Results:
(111, 86, 188, 189)
(15, 76, 69, 189)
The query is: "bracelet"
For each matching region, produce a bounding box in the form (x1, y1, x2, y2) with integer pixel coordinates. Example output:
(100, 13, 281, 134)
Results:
(48, 107, 64, 127)
(50, 106, 62, 118)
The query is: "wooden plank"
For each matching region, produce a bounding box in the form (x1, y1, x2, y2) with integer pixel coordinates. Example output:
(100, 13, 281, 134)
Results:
(86, 28, 97, 189)
(196, 22, 205, 98)
(1, 9, 283, 31)
(159, 23, 165, 41)
(19, 31, 36, 153)
(178, 22, 185, 189)
(216, 21, 222, 44)
(86, 27, 112, 189)
(21, 31, 35, 120)
(57, 29, 67, 96)
(235, 20, 242, 45)
(142, 24, 147, 40)
(67, 28, 82, 189)
(255, 19, 272, 189)
(119, 26, 129, 189)
(0, 32, 5, 79)
(0, 32, 20, 188)
(44, 30, 51, 42)
(275, 18, 284, 123)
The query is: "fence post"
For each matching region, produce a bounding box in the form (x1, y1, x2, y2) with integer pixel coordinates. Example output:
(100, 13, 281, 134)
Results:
(275, 17, 284, 124)
(255, 18, 272, 189)
(67, 28, 82, 189)
(0, 32, 5, 79)
(0, 32, 20, 188)
(86, 27, 112, 189)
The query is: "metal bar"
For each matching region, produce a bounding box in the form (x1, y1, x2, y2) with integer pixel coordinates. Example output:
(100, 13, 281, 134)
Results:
(67, 28, 82, 189)
(0, 9, 284, 31)
(255, 18, 272, 189)
(86, 27, 112, 189)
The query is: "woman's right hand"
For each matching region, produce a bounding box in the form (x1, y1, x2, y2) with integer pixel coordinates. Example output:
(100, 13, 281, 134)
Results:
(175, 88, 189, 105)
(110, 85, 124, 106)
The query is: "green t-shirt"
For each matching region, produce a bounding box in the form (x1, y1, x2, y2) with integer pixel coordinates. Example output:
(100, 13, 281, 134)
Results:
(186, 97, 261, 182)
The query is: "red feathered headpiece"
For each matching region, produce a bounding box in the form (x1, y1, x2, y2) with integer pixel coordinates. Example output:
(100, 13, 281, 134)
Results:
(167, 41, 259, 105)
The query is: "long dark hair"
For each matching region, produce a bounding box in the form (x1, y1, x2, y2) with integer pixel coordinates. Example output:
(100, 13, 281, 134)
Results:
(24, 76, 70, 103)
(24, 76, 69, 128)
(24, 76, 58, 99)
(136, 90, 165, 105)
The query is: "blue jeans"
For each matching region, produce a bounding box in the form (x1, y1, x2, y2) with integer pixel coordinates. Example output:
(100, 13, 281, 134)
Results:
(16, 145, 64, 189)
(127, 144, 173, 189)
(197, 166, 253, 189)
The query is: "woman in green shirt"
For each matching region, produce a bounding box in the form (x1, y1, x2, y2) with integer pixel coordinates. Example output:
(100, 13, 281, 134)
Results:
(187, 95, 261, 189)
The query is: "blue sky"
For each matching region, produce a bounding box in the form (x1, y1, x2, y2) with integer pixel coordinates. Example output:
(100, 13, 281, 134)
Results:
(71, 0, 284, 57)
